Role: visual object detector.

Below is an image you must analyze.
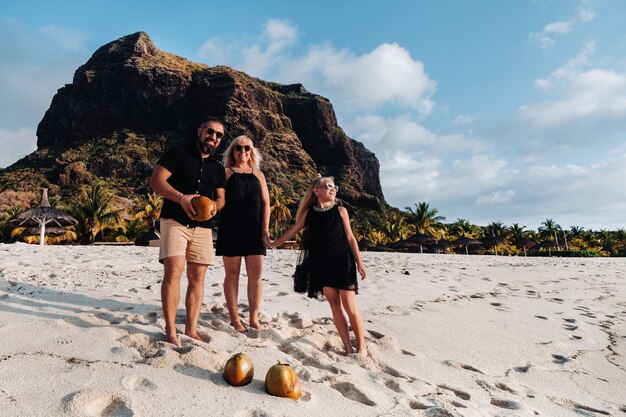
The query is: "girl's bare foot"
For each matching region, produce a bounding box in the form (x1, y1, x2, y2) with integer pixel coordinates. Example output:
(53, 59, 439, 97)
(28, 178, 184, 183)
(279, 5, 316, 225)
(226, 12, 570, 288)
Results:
(231, 321, 246, 333)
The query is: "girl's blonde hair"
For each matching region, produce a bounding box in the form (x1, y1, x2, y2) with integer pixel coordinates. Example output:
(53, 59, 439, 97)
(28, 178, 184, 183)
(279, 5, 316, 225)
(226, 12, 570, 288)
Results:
(295, 175, 334, 221)
(222, 135, 262, 170)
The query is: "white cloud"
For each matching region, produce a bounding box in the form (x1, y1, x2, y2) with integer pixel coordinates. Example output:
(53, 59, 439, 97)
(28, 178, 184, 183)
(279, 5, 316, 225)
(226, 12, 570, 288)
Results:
(578, 7, 595, 22)
(0, 18, 89, 167)
(345, 114, 485, 156)
(517, 43, 626, 128)
(476, 189, 516, 205)
(544, 20, 573, 34)
(0, 128, 36, 168)
(198, 20, 436, 113)
(528, 3, 595, 49)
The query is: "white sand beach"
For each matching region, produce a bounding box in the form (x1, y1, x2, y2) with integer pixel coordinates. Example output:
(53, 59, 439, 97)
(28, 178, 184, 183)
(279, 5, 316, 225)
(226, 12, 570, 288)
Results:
(0, 242, 625, 416)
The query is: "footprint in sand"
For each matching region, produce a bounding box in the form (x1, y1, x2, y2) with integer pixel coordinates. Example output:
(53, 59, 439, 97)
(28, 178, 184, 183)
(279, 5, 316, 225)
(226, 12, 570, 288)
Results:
(550, 397, 610, 415)
(444, 360, 484, 374)
(490, 398, 520, 410)
(330, 381, 376, 406)
(551, 354, 569, 364)
(534, 315, 548, 320)
(233, 409, 277, 417)
(438, 384, 471, 400)
(121, 375, 157, 391)
(63, 390, 133, 417)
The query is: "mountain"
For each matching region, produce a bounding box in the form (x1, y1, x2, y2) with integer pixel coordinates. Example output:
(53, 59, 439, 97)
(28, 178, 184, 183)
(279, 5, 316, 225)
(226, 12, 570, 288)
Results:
(0, 32, 385, 211)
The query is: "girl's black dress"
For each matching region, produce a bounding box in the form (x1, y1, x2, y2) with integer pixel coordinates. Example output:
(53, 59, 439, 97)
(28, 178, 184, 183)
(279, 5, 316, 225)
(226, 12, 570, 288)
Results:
(216, 170, 266, 256)
(295, 204, 357, 299)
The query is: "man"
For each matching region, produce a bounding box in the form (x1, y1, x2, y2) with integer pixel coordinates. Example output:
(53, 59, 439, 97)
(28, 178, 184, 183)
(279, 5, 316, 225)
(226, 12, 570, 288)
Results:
(150, 116, 226, 346)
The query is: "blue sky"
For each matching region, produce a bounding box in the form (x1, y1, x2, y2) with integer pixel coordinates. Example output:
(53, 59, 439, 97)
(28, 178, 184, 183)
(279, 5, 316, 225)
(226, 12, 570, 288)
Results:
(2, 0, 626, 229)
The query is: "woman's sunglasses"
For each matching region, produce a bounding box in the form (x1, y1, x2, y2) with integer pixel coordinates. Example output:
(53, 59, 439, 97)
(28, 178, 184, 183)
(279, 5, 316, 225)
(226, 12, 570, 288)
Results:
(235, 145, 251, 152)
(320, 183, 339, 192)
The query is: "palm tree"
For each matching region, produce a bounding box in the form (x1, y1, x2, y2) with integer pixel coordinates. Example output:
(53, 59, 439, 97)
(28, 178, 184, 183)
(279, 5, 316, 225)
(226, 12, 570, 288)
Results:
(597, 229, 614, 253)
(615, 228, 626, 254)
(450, 218, 478, 239)
(132, 192, 163, 228)
(539, 218, 562, 247)
(115, 218, 149, 242)
(382, 211, 411, 243)
(269, 187, 294, 237)
(404, 202, 446, 239)
(67, 181, 126, 243)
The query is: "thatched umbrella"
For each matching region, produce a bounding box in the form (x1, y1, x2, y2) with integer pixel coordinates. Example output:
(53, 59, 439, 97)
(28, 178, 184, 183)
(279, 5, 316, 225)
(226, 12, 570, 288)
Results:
(482, 236, 506, 256)
(390, 239, 421, 253)
(8, 188, 78, 246)
(531, 240, 558, 256)
(135, 227, 161, 246)
(24, 226, 68, 236)
(452, 237, 482, 255)
(358, 239, 376, 251)
(513, 237, 535, 257)
(434, 238, 451, 254)
(407, 232, 436, 254)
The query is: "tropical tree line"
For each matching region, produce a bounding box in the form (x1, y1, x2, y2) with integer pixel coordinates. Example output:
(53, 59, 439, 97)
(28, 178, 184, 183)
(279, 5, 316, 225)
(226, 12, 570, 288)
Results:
(0, 181, 162, 245)
(2, 184, 625, 256)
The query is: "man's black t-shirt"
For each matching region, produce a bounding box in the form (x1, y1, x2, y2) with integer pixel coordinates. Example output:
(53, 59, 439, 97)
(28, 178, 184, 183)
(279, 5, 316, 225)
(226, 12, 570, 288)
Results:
(156, 144, 226, 228)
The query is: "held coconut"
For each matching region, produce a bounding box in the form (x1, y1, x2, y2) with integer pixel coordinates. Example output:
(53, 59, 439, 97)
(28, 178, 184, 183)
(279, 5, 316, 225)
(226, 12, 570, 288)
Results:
(192, 196, 217, 221)
(264, 362, 302, 400)
(223, 353, 254, 386)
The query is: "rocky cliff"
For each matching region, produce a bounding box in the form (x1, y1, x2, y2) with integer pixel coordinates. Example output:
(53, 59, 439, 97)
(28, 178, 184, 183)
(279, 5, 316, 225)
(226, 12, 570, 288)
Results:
(1, 32, 385, 209)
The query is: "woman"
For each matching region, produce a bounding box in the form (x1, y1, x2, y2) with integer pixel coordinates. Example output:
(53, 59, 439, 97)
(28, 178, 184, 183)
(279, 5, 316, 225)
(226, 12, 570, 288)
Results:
(216, 135, 270, 331)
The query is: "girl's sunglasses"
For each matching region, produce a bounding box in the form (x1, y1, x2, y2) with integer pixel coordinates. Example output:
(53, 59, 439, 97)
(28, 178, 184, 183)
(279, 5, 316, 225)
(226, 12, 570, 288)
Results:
(235, 145, 251, 152)
(321, 183, 339, 192)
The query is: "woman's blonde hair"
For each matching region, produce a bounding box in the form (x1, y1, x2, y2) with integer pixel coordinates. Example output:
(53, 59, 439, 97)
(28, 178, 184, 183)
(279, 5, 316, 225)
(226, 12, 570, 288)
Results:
(222, 135, 262, 170)
(295, 175, 334, 221)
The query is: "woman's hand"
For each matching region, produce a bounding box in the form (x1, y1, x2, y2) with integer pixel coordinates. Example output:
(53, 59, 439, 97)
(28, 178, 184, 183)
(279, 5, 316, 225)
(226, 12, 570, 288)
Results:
(358, 264, 367, 280)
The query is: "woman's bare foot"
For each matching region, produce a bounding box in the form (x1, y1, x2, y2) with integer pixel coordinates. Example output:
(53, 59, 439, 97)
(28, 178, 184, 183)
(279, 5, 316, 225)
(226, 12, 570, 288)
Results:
(231, 321, 246, 333)
(165, 333, 181, 347)
(184, 331, 209, 343)
(250, 321, 268, 331)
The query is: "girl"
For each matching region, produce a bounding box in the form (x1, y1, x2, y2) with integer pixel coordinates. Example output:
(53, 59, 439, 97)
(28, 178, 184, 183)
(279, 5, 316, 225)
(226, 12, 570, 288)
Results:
(216, 135, 271, 332)
(272, 176, 367, 355)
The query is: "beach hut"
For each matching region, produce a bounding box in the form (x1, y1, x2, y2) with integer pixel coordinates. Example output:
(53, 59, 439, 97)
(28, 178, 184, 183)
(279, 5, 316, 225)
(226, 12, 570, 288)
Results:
(434, 239, 451, 254)
(531, 240, 558, 256)
(482, 235, 505, 256)
(7, 188, 78, 246)
(513, 237, 535, 257)
(452, 237, 482, 255)
(407, 232, 436, 254)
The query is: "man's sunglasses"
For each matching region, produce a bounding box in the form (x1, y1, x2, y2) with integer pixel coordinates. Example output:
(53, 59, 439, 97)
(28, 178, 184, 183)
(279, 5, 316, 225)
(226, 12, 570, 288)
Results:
(205, 127, 224, 139)
(235, 145, 251, 152)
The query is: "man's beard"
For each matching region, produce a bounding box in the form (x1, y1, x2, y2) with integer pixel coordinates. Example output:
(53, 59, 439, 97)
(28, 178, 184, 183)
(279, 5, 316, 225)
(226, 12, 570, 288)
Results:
(198, 139, 216, 156)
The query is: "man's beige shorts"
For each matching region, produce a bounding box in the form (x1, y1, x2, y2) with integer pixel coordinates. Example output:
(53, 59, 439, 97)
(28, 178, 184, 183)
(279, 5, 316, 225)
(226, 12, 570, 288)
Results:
(159, 218, 215, 265)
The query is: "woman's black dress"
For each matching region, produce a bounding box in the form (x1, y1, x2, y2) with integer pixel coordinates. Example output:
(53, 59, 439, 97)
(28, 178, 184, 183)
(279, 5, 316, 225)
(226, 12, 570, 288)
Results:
(216, 170, 266, 256)
(295, 204, 357, 299)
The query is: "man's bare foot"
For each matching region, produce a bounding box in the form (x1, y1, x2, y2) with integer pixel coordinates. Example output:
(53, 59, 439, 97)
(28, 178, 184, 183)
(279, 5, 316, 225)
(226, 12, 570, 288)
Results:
(250, 321, 268, 331)
(184, 331, 209, 343)
(356, 349, 367, 357)
(165, 333, 181, 347)
(231, 321, 246, 333)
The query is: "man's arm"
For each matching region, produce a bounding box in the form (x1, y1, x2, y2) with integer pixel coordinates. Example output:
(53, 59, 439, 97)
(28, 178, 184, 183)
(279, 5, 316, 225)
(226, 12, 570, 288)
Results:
(150, 165, 197, 220)
(214, 187, 225, 212)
